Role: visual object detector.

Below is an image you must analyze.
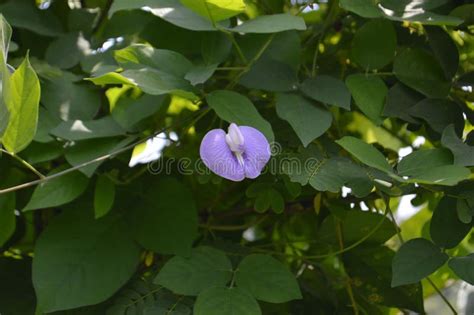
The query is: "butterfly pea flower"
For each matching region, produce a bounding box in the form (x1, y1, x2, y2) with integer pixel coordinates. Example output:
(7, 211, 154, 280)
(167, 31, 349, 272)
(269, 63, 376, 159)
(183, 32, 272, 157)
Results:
(200, 123, 271, 181)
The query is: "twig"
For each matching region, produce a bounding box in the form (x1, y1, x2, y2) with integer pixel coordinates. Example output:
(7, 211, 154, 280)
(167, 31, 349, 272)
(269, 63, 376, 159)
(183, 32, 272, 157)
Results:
(0, 149, 45, 179)
(336, 220, 360, 315)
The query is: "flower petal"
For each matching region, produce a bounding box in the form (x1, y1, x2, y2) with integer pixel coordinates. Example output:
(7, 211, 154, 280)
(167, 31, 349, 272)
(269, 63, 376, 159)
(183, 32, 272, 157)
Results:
(240, 126, 271, 179)
(200, 129, 245, 181)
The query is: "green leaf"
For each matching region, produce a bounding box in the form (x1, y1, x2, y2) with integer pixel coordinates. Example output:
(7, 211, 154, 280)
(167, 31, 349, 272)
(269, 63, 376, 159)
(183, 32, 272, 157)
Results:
(282, 145, 373, 198)
(180, 0, 245, 22)
(408, 99, 464, 135)
(0, 14, 12, 62)
(41, 78, 101, 121)
(114, 44, 193, 77)
(344, 246, 424, 313)
(391, 238, 448, 287)
(230, 14, 306, 34)
(109, 0, 218, 31)
(206, 90, 274, 142)
(154, 246, 232, 296)
(319, 211, 397, 245)
(351, 19, 396, 70)
(185, 63, 217, 86)
(201, 32, 231, 65)
(379, 0, 462, 26)
(275, 93, 332, 147)
(299, 75, 351, 110)
(383, 83, 422, 124)
(336, 136, 392, 173)
(425, 26, 459, 80)
(0, 0, 63, 36)
(90, 68, 195, 97)
(45, 32, 89, 69)
(0, 193, 15, 247)
(448, 254, 474, 285)
(194, 287, 261, 315)
(235, 254, 302, 303)
(51, 117, 125, 141)
(456, 198, 473, 224)
(94, 175, 115, 219)
(393, 48, 451, 98)
(2, 55, 40, 153)
(397, 148, 453, 176)
(240, 58, 298, 92)
(131, 178, 198, 256)
(23, 171, 89, 211)
(430, 197, 471, 249)
(247, 184, 285, 213)
(345, 74, 387, 124)
(340, 0, 382, 18)
(441, 124, 474, 167)
(0, 15, 12, 137)
(32, 209, 140, 312)
(112, 94, 166, 130)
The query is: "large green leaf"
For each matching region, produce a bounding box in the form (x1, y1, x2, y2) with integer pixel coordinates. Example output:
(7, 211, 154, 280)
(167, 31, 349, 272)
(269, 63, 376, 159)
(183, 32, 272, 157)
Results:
(230, 14, 306, 33)
(94, 175, 115, 219)
(351, 19, 396, 70)
(391, 238, 448, 287)
(441, 124, 474, 167)
(397, 148, 470, 186)
(180, 0, 245, 22)
(0, 15, 12, 137)
(336, 136, 392, 173)
(282, 145, 373, 197)
(345, 74, 387, 124)
(408, 98, 464, 135)
(2, 55, 40, 153)
(45, 32, 90, 69)
(194, 287, 261, 315)
(206, 90, 274, 142)
(0, 0, 63, 36)
(112, 94, 166, 130)
(239, 58, 297, 92)
(393, 48, 451, 98)
(299, 75, 351, 110)
(448, 254, 474, 285)
(425, 26, 459, 80)
(51, 117, 125, 141)
(41, 78, 101, 121)
(154, 246, 232, 296)
(275, 93, 332, 147)
(23, 171, 89, 211)
(379, 0, 462, 26)
(340, 0, 382, 18)
(0, 193, 15, 247)
(109, 0, 218, 31)
(319, 211, 397, 245)
(383, 83, 422, 123)
(32, 209, 140, 312)
(131, 178, 198, 256)
(89, 68, 195, 97)
(114, 44, 193, 77)
(430, 197, 472, 249)
(235, 254, 301, 303)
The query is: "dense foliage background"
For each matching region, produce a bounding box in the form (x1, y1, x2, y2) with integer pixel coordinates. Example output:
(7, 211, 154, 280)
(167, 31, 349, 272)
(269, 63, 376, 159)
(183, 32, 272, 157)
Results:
(0, 0, 474, 314)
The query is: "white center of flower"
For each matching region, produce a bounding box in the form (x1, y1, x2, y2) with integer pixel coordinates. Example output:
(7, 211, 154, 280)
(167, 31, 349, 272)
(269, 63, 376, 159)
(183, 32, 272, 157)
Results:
(225, 123, 245, 166)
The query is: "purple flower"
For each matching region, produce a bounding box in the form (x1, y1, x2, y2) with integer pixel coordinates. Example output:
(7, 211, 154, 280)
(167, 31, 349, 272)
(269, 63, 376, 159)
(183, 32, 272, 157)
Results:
(200, 123, 271, 181)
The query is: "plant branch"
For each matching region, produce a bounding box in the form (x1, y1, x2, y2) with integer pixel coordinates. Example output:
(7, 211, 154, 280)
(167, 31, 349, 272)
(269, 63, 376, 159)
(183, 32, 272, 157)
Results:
(0, 149, 45, 179)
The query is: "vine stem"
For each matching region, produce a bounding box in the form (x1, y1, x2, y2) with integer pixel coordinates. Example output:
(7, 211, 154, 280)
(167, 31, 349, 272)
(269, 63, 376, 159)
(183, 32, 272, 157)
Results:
(0, 149, 45, 179)
(381, 194, 458, 315)
(336, 220, 360, 315)
(0, 109, 208, 195)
